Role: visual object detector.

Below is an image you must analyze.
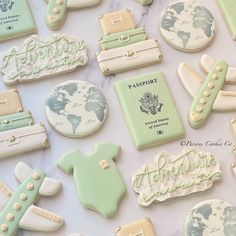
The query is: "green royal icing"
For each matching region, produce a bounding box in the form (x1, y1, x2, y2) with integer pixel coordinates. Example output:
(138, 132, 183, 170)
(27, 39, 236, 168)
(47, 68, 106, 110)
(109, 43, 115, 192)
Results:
(58, 143, 126, 218)
(0, 170, 46, 236)
(0, 111, 33, 132)
(99, 28, 147, 50)
(217, 0, 236, 40)
(189, 60, 228, 129)
(46, 0, 68, 30)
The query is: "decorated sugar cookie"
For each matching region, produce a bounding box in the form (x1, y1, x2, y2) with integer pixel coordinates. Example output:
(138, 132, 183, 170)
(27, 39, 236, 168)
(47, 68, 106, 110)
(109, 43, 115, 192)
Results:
(160, 1, 216, 52)
(58, 143, 126, 218)
(45, 0, 102, 30)
(132, 149, 221, 207)
(0, 162, 64, 236)
(46, 80, 108, 138)
(116, 218, 157, 236)
(0, 34, 88, 86)
(178, 54, 236, 128)
(185, 199, 236, 235)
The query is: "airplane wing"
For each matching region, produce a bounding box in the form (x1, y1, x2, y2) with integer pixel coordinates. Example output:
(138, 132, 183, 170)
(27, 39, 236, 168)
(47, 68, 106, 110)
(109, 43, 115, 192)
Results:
(0, 181, 13, 212)
(212, 90, 236, 111)
(177, 63, 203, 98)
(19, 205, 64, 232)
(200, 54, 236, 83)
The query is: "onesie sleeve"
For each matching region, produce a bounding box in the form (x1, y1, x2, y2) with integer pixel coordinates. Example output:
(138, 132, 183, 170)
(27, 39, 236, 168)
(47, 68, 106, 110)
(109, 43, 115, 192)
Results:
(96, 143, 121, 161)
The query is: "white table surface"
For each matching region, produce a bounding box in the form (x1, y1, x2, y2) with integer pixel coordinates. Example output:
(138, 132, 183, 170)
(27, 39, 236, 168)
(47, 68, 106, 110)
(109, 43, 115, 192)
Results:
(1, 0, 236, 235)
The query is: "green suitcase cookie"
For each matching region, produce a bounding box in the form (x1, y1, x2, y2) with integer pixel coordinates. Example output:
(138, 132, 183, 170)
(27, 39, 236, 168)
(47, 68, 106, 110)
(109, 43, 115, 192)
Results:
(99, 28, 148, 50)
(136, 0, 153, 6)
(0, 111, 34, 132)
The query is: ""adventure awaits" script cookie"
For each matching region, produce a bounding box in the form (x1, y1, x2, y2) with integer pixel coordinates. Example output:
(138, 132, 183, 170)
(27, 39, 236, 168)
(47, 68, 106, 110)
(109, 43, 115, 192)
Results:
(0, 34, 88, 86)
(132, 149, 221, 206)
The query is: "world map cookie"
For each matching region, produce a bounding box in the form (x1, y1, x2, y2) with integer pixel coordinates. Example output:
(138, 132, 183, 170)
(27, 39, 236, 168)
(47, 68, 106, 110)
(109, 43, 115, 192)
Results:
(0, 162, 64, 236)
(0, 34, 88, 86)
(46, 80, 108, 138)
(178, 55, 236, 128)
(160, 1, 216, 52)
(185, 199, 236, 235)
(132, 149, 221, 207)
(58, 143, 126, 218)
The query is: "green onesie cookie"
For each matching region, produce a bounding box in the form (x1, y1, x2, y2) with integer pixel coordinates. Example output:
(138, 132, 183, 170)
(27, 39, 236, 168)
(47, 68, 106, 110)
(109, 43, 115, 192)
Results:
(58, 143, 126, 218)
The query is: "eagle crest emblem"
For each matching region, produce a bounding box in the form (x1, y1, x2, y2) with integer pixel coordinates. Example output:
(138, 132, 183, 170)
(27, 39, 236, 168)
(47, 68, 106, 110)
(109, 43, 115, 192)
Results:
(0, 0, 14, 12)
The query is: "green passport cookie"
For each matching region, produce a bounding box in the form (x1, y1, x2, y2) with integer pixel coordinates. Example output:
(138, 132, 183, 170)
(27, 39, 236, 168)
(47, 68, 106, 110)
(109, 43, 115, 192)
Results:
(114, 72, 185, 150)
(217, 0, 236, 40)
(0, 0, 36, 42)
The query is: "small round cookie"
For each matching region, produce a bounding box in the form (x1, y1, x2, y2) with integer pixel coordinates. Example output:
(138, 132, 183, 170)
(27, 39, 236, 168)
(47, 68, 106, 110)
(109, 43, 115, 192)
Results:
(160, 1, 216, 52)
(185, 199, 236, 235)
(46, 80, 108, 138)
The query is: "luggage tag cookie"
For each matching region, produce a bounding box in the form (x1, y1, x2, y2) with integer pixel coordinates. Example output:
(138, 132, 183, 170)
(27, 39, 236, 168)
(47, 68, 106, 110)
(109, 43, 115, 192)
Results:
(45, 0, 102, 30)
(132, 149, 221, 207)
(0, 162, 64, 236)
(116, 218, 157, 236)
(178, 54, 236, 129)
(58, 143, 126, 218)
(185, 199, 236, 236)
(0, 34, 88, 86)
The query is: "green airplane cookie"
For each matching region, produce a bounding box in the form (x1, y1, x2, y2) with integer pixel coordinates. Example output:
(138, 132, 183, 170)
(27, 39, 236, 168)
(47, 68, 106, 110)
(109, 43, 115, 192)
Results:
(58, 143, 126, 218)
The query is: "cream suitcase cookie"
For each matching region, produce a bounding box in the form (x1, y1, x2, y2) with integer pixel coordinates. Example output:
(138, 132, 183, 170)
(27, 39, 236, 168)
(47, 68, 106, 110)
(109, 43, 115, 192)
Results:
(58, 143, 126, 218)
(46, 0, 102, 30)
(0, 34, 88, 86)
(178, 54, 236, 128)
(185, 199, 236, 236)
(116, 218, 157, 236)
(97, 39, 162, 76)
(46, 80, 108, 138)
(159, 1, 216, 52)
(0, 123, 50, 159)
(0, 89, 23, 116)
(132, 149, 221, 206)
(99, 9, 136, 35)
(0, 162, 64, 236)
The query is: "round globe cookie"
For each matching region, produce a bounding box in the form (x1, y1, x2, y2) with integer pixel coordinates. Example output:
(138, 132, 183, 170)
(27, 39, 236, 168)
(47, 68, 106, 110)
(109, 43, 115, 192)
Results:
(159, 0, 216, 52)
(46, 80, 108, 138)
(185, 199, 236, 235)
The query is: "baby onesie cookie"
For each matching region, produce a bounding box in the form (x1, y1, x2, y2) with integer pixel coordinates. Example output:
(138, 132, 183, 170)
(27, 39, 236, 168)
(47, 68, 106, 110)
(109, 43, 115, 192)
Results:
(0, 89, 23, 116)
(45, 0, 102, 30)
(0, 34, 88, 86)
(185, 199, 236, 236)
(46, 80, 108, 138)
(116, 218, 157, 236)
(160, 1, 216, 52)
(0, 162, 64, 236)
(58, 143, 126, 218)
(178, 55, 236, 128)
(0, 0, 36, 42)
(132, 149, 221, 207)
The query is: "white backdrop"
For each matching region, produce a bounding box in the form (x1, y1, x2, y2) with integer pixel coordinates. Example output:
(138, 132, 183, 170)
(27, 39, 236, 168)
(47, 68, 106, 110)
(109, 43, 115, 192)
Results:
(0, 0, 236, 235)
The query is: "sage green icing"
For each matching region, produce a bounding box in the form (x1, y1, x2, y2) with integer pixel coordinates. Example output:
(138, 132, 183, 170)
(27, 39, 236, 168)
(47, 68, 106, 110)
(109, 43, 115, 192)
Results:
(0, 170, 46, 236)
(46, 0, 68, 30)
(189, 61, 228, 129)
(136, 0, 153, 5)
(99, 28, 147, 50)
(58, 143, 126, 218)
(0, 111, 34, 132)
(217, 0, 236, 40)
(0, 0, 36, 41)
(114, 72, 185, 150)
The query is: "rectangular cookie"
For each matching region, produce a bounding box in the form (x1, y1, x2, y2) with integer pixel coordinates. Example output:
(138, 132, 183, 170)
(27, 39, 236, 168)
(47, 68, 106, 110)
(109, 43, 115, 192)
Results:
(0, 89, 23, 116)
(217, 0, 236, 40)
(99, 9, 136, 35)
(0, 0, 36, 42)
(114, 72, 185, 150)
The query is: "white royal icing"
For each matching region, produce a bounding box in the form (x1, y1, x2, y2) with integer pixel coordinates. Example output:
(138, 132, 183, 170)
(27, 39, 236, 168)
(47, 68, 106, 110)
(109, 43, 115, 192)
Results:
(45, 80, 108, 138)
(132, 149, 221, 206)
(160, 1, 216, 52)
(185, 199, 236, 236)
